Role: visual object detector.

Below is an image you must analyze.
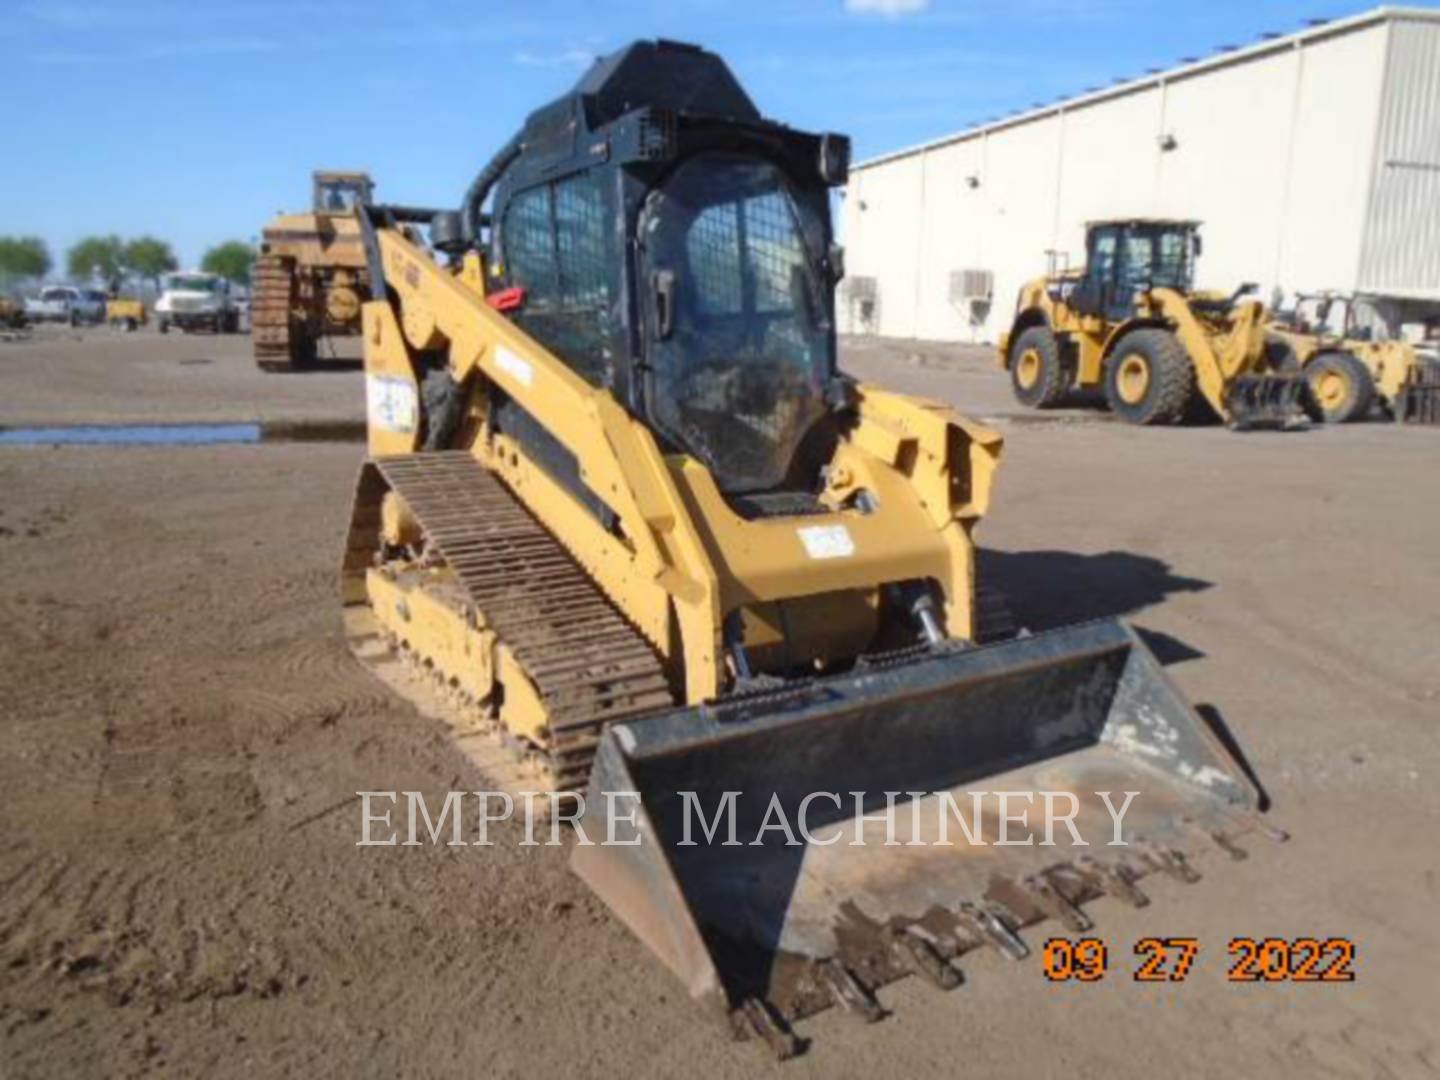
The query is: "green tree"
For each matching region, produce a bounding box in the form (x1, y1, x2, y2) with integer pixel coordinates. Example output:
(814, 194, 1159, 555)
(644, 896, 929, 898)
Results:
(123, 236, 178, 291)
(201, 240, 256, 286)
(67, 235, 125, 290)
(0, 235, 52, 286)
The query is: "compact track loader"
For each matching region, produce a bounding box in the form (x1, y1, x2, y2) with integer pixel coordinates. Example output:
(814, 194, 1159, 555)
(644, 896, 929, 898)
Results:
(1266, 291, 1440, 424)
(1000, 219, 1309, 429)
(341, 42, 1279, 1055)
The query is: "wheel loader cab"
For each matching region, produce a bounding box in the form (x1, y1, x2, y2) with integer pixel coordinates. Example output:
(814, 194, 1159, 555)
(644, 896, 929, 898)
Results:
(1071, 220, 1199, 320)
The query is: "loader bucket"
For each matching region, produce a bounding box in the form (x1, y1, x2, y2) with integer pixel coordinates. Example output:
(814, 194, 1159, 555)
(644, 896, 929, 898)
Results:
(572, 618, 1279, 1054)
(1223, 373, 1311, 430)
(1398, 360, 1440, 425)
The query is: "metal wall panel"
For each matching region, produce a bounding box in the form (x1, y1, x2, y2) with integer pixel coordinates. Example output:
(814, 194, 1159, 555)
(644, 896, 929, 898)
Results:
(1276, 27, 1389, 296)
(1359, 18, 1440, 299)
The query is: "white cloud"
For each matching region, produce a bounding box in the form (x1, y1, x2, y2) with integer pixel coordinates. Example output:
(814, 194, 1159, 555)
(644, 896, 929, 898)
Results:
(513, 47, 597, 69)
(843, 0, 931, 15)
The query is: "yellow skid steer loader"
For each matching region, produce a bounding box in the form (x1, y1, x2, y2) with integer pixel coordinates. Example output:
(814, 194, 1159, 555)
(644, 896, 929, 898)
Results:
(341, 41, 1280, 1055)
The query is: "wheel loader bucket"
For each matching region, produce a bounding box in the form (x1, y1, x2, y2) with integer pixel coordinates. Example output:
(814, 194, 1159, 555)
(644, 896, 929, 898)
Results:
(1223, 373, 1311, 430)
(572, 618, 1279, 1054)
(1398, 360, 1440, 425)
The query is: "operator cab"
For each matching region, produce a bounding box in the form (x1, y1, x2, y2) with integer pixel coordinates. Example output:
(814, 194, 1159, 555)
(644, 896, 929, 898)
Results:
(640, 153, 833, 495)
(1069, 219, 1201, 321)
(313, 171, 374, 214)
(486, 41, 849, 498)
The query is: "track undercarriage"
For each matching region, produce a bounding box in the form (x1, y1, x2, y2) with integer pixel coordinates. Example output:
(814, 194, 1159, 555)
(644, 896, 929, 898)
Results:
(342, 452, 675, 794)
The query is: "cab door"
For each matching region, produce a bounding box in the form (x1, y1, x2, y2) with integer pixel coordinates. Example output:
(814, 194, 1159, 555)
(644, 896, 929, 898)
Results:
(1069, 225, 1119, 319)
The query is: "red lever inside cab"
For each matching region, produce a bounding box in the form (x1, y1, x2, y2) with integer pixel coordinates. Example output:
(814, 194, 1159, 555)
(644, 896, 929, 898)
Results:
(486, 287, 526, 313)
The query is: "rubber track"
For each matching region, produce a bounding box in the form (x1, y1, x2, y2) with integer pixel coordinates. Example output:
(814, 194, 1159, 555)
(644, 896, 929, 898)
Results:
(373, 452, 675, 788)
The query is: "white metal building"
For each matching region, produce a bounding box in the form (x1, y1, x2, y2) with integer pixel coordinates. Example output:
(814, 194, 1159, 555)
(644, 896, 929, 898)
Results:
(839, 6, 1440, 344)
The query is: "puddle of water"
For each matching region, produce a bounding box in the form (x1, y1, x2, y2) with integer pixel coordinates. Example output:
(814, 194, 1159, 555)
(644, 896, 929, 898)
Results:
(0, 423, 262, 446)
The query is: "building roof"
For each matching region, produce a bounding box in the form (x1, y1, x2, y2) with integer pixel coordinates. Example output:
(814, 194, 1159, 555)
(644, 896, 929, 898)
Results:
(854, 6, 1440, 173)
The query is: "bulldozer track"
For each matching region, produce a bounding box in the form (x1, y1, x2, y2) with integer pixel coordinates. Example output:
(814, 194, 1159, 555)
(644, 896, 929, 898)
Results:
(251, 254, 304, 372)
(345, 452, 675, 791)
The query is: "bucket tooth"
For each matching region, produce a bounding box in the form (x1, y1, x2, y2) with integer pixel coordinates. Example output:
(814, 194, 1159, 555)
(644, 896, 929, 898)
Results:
(1022, 873, 1093, 933)
(1074, 855, 1150, 908)
(957, 901, 1029, 961)
(816, 960, 885, 1022)
(1217, 810, 1290, 844)
(734, 998, 801, 1060)
(1181, 816, 1249, 861)
(1137, 840, 1202, 883)
(886, 926, 962, 990)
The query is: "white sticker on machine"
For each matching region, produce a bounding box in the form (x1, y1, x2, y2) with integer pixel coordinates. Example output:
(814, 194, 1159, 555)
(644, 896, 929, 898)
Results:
(495, 345, 534, 387)
(366, 374, 418, 433)
(797, 524, 856, 560)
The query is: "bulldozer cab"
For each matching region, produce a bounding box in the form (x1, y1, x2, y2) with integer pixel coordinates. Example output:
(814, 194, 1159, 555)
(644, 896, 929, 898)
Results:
(313, 171, 374, 214)
(1070, 219, 1200, 321)
(485, 41, 848, 495)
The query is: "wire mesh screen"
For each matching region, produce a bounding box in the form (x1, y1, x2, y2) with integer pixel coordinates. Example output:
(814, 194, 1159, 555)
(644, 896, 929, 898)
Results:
(501, 173, 615, 388)
(687, 205, 743, 315)
(645, 154, 829, 492)
(503, 187, 556, 288)
(554, 175, 610, 309)
(685, 192, 808, 318)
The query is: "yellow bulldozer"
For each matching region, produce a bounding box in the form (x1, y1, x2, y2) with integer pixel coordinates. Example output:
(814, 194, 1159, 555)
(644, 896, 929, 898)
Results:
(340, 43, 1278, 1055)
(1265, 291, 1440, 424)
(0, 295, 26, 330)
(252, 170, 375, 371)
(1000, 219, 1309, 429)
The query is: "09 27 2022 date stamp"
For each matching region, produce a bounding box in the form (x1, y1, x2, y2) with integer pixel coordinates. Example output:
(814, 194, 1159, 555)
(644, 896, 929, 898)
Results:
(1040, 936, 1357, 983)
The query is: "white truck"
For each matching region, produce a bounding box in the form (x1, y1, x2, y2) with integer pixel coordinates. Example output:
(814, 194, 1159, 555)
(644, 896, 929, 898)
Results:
(24, 286, 107, 325)
(155, 272, 240, 334)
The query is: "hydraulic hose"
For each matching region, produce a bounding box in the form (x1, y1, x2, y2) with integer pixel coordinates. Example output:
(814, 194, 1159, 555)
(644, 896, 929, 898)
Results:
(461, 133, 524, 247)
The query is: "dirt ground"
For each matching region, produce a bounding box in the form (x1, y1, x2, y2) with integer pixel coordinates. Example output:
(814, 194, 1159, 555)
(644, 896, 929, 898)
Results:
(0, 324, 363, 428)
(1, 331, 1438, 1078)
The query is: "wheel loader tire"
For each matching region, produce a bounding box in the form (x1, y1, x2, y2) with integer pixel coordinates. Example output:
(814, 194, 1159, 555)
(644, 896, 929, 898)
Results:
(1104, 329, 1194, 425)
(1008, 326, 1068, 408)
(1304, 350, 1374, 423)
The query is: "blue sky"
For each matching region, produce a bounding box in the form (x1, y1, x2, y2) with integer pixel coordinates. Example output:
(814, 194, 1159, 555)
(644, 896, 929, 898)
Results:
(1, 0, 1418, 271)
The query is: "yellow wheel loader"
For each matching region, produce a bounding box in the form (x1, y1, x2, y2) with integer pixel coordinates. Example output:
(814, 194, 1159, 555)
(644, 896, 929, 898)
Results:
(342, 42, 1279, 1055)
(253, 171, 375, 372)
(999, 220, 1309, 429)
(1266, 291, 1440, 424)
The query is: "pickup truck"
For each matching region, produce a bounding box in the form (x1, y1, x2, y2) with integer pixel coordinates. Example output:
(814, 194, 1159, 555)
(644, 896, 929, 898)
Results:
(24, 286, 107, 325)
(155, 272, 240, 334)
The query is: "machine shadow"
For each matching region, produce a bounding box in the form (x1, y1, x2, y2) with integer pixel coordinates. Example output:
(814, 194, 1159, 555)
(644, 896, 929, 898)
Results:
(289, 356, 363, 374)
(978, 547, 1212, 664)
(980, 548, 1278, 806)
